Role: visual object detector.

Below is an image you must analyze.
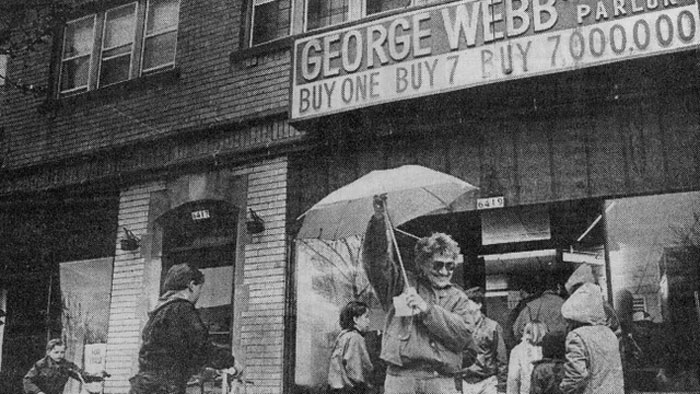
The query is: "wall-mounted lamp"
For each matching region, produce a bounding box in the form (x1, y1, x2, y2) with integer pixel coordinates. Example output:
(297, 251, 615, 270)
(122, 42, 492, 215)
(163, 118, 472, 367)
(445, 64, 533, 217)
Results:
(246, 208, 265, 234)
(120, 227, 141, 251)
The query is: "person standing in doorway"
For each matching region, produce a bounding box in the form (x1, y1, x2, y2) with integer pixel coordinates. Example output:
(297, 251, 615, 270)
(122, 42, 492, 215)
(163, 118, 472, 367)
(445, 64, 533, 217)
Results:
(129, 263, 239, 394)
(362, 195, 475, 394)
(513, 277, 566, 343)
(560, 282, 624, 394)
(504, 280, 539, 352)
(564, 264, 620, 336)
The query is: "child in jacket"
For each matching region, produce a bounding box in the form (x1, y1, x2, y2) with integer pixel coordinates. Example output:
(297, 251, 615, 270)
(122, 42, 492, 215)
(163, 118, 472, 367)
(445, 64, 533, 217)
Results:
(24, 339, 106, 394)
(507, 321, 547, 394)
(328, 301, 374, 394)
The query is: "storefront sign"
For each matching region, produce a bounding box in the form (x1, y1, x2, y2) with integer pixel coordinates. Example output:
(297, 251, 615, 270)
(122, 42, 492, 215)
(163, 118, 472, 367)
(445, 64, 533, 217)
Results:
(291, 0, 700, 120)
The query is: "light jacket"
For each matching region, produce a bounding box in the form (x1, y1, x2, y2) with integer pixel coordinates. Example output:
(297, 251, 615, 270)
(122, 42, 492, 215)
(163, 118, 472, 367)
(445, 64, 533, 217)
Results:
(507, 340, 542, 394)
(564, 265, 620, 334)
(328, 329, 374, 389)
(559, 283, 624, 394)
(362, 215, 475, 375)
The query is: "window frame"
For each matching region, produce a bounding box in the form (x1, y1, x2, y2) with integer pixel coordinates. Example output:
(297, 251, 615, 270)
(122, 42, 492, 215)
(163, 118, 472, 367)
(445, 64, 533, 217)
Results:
(58, 0, 179, 97)
(302, 0, 415, 32)
(249, 0, 292, 47)
(141, 0, 180, 74)
(59, 14, 98, 95)
(97, 2, 138, 89)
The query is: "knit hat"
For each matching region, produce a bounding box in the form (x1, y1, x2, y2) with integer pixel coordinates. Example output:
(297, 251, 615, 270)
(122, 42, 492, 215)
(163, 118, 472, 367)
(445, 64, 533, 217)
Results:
(565, 264, 596, 295)
(162, 263, 204, 292)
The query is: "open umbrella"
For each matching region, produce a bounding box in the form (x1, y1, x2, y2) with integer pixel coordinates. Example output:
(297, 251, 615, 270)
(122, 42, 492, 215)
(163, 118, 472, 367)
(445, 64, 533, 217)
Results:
(297, 164, 478, 316)
(297, 165, 478, 240)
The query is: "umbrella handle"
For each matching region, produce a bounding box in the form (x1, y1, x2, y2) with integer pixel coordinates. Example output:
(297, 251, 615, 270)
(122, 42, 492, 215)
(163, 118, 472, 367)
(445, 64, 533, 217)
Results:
(383, 201, 411, 288)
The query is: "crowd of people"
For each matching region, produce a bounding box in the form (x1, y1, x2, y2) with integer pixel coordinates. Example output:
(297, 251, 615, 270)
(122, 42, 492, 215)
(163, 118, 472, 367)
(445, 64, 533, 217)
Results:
(326, 195, 626, 394)
(21, 193, 649, 394)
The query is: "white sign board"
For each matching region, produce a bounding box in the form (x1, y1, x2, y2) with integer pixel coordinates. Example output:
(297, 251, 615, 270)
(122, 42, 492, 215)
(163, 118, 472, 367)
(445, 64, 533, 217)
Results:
(291, 0, 700, 120)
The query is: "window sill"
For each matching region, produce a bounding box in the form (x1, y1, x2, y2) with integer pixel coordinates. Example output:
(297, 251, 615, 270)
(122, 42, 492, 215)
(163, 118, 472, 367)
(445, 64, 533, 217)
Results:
(49, 67, 181, 111)
(229, 37, 293, 65)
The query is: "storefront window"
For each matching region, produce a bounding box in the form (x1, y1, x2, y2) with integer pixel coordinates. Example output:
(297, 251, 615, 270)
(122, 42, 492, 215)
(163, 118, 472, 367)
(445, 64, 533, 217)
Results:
(606, 192, 700, 392)
(160, 201, 237, 350)
(60, 258, 113, 394)
(294, 237, 384, 390)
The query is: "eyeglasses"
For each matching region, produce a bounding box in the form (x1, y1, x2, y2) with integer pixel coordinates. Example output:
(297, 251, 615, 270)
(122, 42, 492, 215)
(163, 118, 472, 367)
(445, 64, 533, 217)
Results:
(432, 261, 456, 272)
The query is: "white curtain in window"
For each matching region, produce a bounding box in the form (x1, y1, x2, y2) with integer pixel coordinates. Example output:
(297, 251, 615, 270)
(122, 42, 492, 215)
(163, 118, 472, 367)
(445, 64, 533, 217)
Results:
(59, 258, 113, 394)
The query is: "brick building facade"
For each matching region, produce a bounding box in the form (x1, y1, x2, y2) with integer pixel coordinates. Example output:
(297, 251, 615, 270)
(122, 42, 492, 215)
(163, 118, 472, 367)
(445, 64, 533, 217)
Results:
(3, 0, 700, 393)
(0, 1, 299, 393)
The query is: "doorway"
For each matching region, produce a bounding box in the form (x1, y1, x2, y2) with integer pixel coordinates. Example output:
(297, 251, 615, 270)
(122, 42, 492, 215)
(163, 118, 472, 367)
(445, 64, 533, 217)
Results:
(158, 200, 238, 350)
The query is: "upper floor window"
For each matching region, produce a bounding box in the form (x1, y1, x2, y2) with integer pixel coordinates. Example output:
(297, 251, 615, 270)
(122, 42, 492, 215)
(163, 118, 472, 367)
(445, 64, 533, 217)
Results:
(60, 16, 96, 93)
(306, 0, 350, 31)
(59, 0, 180, 95)
(304, 0, 419, 32)
(245, 0, 443, 47)
(250, 0, 292, 46)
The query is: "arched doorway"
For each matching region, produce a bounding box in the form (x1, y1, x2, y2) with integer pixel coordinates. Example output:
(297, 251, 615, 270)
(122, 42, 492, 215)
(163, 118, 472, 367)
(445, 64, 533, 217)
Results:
(156, 199, 238, 349)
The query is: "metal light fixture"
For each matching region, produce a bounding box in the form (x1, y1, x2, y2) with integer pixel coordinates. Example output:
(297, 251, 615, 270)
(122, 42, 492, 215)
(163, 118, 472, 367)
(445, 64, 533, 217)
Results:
(120, 227, 141, 251)
(246, 208, 265, 234)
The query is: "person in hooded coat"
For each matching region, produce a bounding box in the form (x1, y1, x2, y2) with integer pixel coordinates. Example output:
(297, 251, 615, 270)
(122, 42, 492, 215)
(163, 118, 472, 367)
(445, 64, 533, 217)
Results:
(129, 263, 238, 394)
(564, 265, 620, 336)
(559, 282, 624, 394)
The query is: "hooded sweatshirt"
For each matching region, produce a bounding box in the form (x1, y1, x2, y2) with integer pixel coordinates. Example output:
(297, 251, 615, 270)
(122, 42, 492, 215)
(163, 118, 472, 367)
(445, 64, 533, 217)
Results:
(565, 265, 620, 334)
(559, 283, 624, 394)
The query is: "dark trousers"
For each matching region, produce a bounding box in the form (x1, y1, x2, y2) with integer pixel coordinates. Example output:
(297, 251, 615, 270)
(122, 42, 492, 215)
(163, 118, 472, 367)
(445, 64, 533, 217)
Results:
(129, 371, 186, 394)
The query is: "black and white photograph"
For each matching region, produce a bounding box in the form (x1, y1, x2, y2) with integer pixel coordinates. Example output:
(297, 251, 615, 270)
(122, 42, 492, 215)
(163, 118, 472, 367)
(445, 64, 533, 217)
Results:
(1, 0, 700, 393)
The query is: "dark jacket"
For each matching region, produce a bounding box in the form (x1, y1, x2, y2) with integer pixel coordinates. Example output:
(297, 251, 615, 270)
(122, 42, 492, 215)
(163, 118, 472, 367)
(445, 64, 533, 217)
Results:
(129, 297, 234, 394)
(23, 356, 82, 394)
(461, 314, 508, 391)
(530, 359, 565, 394)
(362, 215, 475, 375)
(513, 291, 567, 341)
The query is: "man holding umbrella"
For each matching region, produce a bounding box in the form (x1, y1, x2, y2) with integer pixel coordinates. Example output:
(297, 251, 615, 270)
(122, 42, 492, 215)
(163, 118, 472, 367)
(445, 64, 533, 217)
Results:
(363, 195, 476, 394)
